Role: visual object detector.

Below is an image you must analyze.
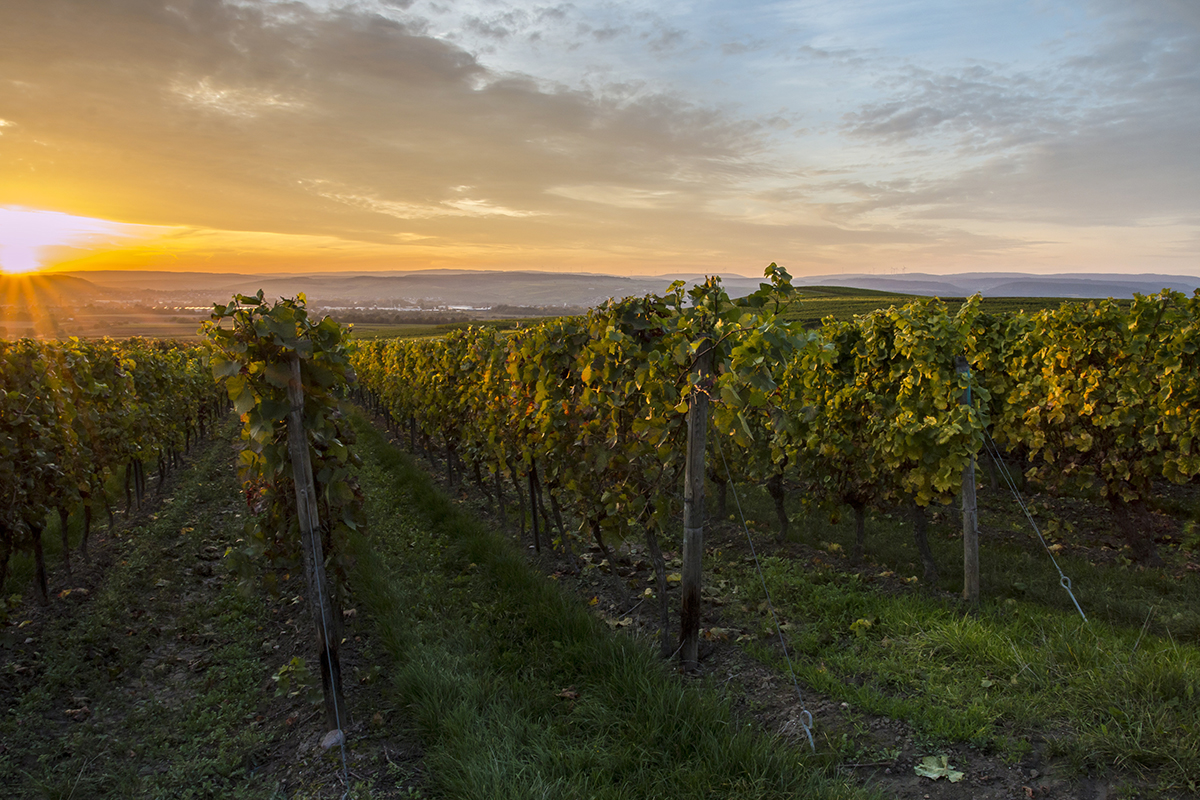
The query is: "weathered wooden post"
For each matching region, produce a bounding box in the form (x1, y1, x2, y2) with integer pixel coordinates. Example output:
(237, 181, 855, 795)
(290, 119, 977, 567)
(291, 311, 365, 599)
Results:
(680, 340, 713, 671)
(286, 354, 347, 733)
(957, 356, 979, 604)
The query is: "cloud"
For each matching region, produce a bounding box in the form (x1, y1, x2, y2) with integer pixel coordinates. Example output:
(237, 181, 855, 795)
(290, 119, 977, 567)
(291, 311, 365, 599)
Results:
(546, 184, 678, 209)
(826, 1, 1200, 231)
(841, 64, 1073, 151)
(0, 0, 767, 248)
(720, 39, 770, 57)
(644, 24, 688, 55)
(170, 77, 308, 117)
(316, 186, 545, 219)
(2, 0, 1197, 276)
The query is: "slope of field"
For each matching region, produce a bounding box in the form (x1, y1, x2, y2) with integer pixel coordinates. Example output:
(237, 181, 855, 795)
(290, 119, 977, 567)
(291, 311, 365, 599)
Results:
(782, 286, 1075, 326)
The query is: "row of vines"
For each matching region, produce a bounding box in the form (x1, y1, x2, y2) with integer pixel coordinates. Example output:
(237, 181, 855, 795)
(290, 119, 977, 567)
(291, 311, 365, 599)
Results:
(0, 337, 222, 602)
(350, 266, 1200, 636)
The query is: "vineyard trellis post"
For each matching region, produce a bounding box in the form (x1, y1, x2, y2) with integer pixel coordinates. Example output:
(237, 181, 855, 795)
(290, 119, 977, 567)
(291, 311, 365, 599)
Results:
(680, 339, 713, 671)
(286, 353, 348, 733)
(957, 356, 979, 604)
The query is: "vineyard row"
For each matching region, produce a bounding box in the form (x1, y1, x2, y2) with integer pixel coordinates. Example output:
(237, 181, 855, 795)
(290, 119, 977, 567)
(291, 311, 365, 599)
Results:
(349, 271, 1200, 619)
(0, 338, 224, 602)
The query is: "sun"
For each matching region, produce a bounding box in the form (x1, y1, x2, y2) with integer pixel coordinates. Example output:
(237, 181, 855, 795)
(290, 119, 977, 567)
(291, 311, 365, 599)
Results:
(0, 207, 144, 274)
(0, 243, 41, 274)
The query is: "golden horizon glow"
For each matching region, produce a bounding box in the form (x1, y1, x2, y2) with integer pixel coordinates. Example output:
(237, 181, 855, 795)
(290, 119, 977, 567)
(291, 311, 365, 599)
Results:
(3, 2, 1198, 280)
(0, 208, 165, 275)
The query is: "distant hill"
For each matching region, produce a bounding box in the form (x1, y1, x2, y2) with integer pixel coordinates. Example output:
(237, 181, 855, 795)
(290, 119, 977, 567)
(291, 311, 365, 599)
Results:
(49, 268, 1200, 310)
(0, 273, 110, 310)
(804, 272, 1200, 299)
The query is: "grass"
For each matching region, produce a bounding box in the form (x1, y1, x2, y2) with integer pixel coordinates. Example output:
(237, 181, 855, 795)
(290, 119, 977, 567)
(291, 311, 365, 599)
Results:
(780, 292, 1082, 326)
(345, 410, 870, 800)
(715, 482, 1200, 791)
(0, 422, 285, 798)
(349, 318, 533, 340)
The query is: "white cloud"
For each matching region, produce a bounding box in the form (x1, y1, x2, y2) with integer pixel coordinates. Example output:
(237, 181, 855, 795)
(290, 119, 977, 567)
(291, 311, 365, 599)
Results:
(170, 77, 308, 117)
(547, 184, 678, 209)
(315, 188, 545, 220)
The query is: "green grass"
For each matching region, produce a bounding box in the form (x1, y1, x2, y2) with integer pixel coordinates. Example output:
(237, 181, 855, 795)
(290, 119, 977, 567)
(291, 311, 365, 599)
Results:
(780, 293, 1082, 326)
(346, 411, 870, 800)
(715, 484, 1200, 790)
(349, 318, 534, 340)
(793, 286, 913, 299)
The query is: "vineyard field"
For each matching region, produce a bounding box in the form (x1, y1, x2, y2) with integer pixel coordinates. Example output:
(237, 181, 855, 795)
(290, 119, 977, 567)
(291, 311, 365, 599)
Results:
(3, 276, 1199, 799)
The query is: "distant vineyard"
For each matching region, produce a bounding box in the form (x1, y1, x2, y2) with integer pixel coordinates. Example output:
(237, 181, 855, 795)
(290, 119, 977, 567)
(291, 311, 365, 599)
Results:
(781, 292, 1084, 328)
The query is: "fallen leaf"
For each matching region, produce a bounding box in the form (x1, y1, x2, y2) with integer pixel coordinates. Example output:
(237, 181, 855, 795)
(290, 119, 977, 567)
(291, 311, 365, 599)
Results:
(703, 627, 736, 641)
(914, 754, 964, 783)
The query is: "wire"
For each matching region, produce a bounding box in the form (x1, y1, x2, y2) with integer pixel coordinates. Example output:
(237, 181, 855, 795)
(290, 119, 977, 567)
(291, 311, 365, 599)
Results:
(717, 439, 816, 752)
(981, 431, 1088, 622)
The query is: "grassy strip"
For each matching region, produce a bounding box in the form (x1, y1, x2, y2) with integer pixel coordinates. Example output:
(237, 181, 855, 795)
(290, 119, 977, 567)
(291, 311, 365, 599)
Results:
(0, 423, 284, 798)
(717, 503, 1200, 789)
(346, 411, 869, 800)
(768, 500, 1200, 643)
(779, 295, 1072, 326)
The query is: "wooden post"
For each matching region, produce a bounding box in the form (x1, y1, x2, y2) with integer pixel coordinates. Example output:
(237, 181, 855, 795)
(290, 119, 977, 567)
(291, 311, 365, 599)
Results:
(680, 340, 712, 670)
(529, 465, 541, 553)
(957, 356, 979, 605)
(31, 522, 49, 606)
(286, 354, 347, 734)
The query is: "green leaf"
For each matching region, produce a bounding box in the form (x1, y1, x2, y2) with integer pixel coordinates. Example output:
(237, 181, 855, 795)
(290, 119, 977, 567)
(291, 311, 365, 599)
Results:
(914, 755, 964, 783)
(263, 361, 293, 389)
(211, 355, 241, 380)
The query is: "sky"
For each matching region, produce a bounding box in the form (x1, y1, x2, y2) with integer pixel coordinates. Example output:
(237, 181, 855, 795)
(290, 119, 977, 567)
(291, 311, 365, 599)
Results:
(1, 0, 1198, 277)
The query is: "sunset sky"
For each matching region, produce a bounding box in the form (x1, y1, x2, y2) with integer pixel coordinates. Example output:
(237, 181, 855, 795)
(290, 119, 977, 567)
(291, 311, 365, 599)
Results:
(1, 0, 1198, 277)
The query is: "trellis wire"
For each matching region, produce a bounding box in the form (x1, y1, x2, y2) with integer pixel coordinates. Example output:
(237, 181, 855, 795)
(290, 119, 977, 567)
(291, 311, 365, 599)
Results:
(716, 437, 816, 752)
(981, 430, 1087, 622)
